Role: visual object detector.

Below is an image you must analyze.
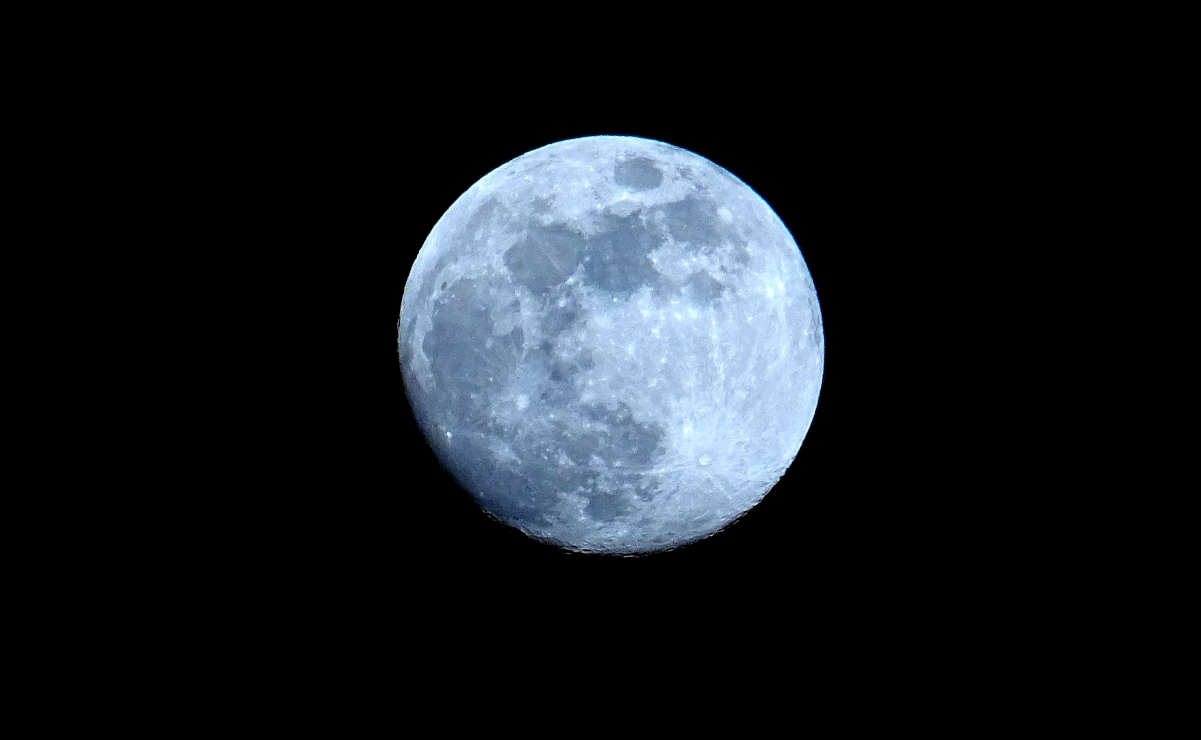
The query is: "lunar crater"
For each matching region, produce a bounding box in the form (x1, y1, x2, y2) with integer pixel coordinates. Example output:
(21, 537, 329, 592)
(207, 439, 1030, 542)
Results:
(581, 213, 663, 298)
(613, 155, 663, 191)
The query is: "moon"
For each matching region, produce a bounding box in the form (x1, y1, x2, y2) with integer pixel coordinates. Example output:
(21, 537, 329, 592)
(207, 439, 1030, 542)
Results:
(398, 136, 823, 554)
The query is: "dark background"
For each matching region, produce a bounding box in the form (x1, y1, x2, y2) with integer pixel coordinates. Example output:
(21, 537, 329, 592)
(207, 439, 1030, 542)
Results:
(76, 19, 1093, 690)
(209, 73, 1010, 641)
(274, 112, 958, 607)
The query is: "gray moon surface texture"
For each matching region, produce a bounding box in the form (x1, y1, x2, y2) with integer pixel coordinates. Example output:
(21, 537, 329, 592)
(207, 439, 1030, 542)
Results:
(398, 136, 823, 554)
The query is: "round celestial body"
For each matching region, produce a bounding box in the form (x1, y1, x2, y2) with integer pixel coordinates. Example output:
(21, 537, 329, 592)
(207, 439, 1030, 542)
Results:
(398, 136, 823, 554)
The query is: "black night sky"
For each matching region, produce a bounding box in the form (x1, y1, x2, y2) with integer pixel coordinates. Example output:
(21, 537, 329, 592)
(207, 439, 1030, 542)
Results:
(221, 71, 1007, 643)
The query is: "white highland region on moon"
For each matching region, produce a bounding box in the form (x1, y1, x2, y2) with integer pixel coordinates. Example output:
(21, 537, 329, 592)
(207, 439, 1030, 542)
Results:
(398, 136, 823, 554)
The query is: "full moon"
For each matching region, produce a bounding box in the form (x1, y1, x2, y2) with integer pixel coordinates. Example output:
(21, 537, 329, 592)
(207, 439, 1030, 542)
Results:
(399, 136, 823, 554)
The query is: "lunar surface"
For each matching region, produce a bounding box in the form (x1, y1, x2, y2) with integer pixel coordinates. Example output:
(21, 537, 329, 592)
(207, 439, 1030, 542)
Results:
(398, 136, 823, 554)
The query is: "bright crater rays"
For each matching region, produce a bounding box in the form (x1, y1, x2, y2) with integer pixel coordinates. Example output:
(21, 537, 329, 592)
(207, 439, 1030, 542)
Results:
(398, 136, 823, 554)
